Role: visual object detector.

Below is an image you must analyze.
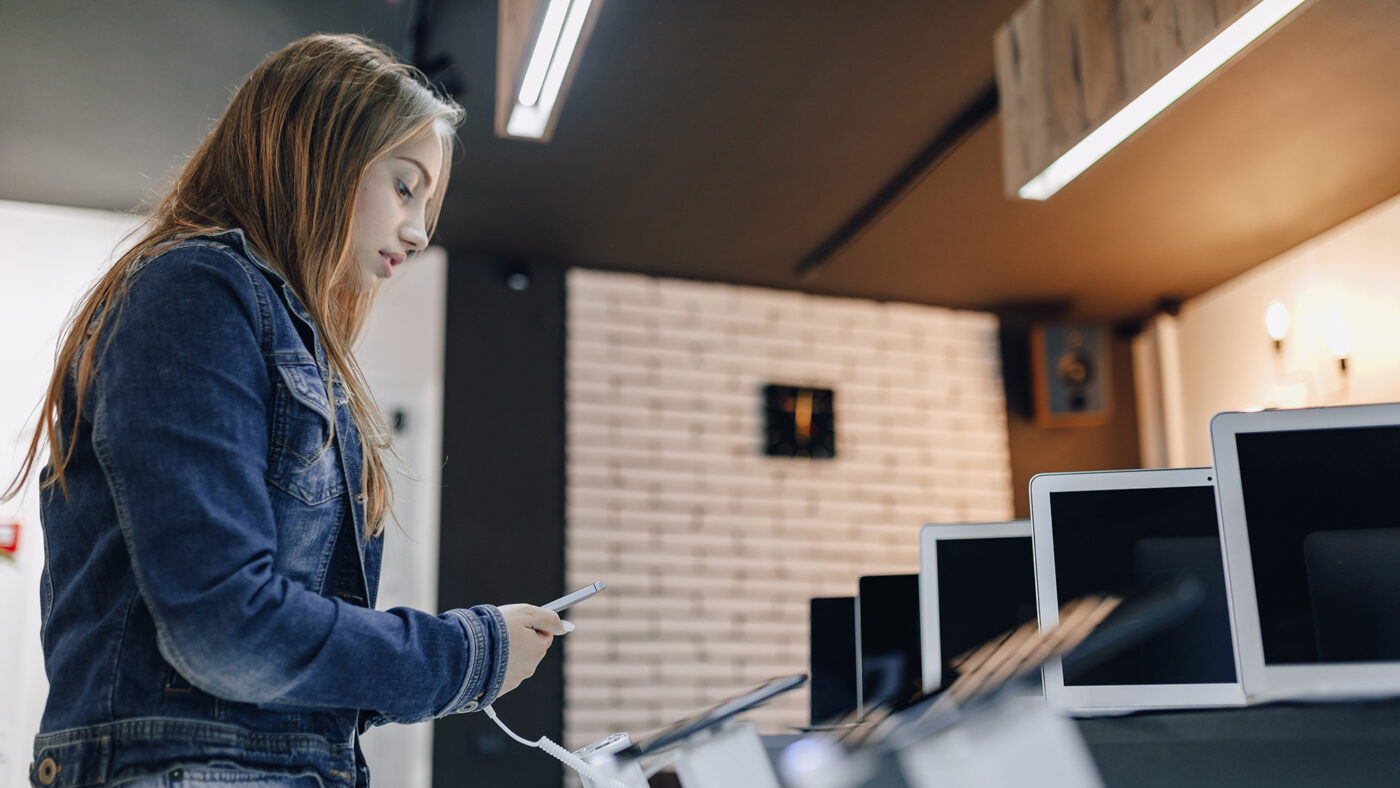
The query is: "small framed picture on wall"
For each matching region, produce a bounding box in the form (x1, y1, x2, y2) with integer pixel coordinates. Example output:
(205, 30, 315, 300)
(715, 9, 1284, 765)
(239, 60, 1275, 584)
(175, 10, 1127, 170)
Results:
(763, 384, 836, 459)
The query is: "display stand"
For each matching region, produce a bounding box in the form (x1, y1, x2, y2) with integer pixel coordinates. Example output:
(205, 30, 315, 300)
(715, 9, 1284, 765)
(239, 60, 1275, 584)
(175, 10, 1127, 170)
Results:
(897, 696, 1102, 788)
(580, 757, 649, 788)
(585, 675, 807, 787)
(584, 720, 780, 788)
(672, 720, 781, 788)
(578, 733, 649, 788)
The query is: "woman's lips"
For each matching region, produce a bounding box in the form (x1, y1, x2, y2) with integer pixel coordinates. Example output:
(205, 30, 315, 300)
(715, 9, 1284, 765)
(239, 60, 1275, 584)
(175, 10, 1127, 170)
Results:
(380, 252, 404, 277)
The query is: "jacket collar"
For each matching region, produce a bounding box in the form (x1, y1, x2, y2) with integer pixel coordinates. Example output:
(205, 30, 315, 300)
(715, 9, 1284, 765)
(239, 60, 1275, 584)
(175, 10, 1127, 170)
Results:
(200, 228, 328, 368)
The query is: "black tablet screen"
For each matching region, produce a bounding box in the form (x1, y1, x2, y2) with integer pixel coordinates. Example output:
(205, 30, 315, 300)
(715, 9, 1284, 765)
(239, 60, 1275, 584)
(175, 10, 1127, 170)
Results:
(858, 574, 921, 711)
(809, 597, 857, 725)
(1050, 485, 1236, 686)
(1236, 425, 1400, 665)
(935, 537, 1037, 683)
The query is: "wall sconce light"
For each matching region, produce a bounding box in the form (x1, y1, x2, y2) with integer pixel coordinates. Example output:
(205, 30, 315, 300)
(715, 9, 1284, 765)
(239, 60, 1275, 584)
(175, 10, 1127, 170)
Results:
(1261, 302, 1352, 405)
(1265, 301, 1289, 352)
(1328, 315, 1351, 373)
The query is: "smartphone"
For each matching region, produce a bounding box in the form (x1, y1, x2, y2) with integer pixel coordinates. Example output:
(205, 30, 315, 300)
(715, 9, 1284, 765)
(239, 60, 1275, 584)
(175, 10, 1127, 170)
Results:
(543, 580, 606, 612)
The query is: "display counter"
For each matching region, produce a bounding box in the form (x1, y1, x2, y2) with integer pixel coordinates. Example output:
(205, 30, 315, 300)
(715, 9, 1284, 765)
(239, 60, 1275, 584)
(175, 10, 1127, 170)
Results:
(747, 696, 1400, 787)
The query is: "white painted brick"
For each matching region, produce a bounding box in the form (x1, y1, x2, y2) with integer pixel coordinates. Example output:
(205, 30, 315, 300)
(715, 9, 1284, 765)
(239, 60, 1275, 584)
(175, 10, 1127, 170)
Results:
(572, 269, 660, 299)
(654, 277, 744, 310)
(564, 269, 1012, 740)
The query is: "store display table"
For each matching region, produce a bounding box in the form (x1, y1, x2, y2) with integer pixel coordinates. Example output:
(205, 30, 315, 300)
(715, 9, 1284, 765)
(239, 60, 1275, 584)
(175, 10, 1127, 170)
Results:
(751, 697, 1400, 787)
(1077, 696, 1400, 787)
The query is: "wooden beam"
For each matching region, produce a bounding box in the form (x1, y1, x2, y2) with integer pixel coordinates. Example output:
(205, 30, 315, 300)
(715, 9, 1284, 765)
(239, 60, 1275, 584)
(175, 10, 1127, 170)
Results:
(495, 0, 544, 140)
(994, 0, 1261, 199)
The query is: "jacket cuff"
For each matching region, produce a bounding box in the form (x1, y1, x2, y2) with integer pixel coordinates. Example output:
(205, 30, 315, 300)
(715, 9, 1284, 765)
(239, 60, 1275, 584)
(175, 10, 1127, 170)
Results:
(438, 605, 509, 716)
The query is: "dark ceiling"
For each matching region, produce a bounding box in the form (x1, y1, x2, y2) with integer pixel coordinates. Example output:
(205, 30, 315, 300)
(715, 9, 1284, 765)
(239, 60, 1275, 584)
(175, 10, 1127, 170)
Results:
(4, 0, 1398, 321)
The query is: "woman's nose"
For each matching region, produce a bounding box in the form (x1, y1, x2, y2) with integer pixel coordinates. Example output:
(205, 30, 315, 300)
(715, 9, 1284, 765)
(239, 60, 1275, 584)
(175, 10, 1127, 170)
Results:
(401, 222, 428, 251)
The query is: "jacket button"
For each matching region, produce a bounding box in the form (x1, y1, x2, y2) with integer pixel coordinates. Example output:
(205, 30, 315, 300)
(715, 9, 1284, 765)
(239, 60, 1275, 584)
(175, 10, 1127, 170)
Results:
(462, 700, 479, 712)
(37, 757, 60, 785)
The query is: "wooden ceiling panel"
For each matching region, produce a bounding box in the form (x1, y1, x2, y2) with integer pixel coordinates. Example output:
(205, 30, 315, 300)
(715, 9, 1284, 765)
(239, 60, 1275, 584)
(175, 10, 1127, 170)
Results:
(811, 0, 1400, 319)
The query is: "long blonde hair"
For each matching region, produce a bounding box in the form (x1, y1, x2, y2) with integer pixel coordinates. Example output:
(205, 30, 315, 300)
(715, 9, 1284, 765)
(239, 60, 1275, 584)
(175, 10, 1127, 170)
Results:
(3, 33, 463, 539)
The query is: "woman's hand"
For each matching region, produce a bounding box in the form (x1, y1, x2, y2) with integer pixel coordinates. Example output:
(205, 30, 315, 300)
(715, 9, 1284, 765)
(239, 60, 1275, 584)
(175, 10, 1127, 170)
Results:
(497, 604, 568, 696)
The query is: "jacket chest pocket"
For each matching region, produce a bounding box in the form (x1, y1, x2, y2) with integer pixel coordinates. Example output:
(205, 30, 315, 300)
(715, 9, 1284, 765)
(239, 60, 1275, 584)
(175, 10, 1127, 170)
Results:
(268, 363, 346, 504)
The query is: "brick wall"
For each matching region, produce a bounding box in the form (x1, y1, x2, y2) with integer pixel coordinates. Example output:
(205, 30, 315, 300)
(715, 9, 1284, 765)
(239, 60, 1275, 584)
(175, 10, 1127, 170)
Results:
(563, 269, 1014, 751)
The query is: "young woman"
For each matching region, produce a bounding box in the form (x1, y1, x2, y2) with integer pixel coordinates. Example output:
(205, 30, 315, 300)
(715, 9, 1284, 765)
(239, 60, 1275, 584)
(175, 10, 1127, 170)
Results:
(4, 34, 563, 787)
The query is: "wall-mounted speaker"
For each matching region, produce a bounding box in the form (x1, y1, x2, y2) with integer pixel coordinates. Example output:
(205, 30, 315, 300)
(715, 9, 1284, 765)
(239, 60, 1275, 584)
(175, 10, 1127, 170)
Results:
(1030, 323, 1111, 427)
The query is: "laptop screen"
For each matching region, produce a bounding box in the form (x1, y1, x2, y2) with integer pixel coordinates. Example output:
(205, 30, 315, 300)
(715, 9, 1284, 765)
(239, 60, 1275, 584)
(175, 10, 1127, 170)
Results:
(1050, 485, 1236, 686)
(934, 536, 1037, 683)
(1236, 425, 1400, 665)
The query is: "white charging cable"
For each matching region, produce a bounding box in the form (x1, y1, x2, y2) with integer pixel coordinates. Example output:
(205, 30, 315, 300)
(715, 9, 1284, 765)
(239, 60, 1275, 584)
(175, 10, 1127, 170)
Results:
(483, 705, 632, 788)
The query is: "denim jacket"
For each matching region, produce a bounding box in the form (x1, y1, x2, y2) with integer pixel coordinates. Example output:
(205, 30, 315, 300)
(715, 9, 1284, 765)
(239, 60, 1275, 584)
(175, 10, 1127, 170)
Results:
(30, 229, 508, 787)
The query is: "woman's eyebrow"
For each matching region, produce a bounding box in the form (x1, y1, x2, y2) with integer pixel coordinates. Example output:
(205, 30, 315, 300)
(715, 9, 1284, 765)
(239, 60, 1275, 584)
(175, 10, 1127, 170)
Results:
(394, 156, 434, 192)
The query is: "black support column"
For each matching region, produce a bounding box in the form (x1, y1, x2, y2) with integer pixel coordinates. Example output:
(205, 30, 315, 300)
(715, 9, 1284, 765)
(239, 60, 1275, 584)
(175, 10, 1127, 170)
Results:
(434, 257, 567, 786)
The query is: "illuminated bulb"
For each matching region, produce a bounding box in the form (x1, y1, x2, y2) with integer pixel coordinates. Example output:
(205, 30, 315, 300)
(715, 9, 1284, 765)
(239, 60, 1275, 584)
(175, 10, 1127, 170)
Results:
(1265, 302, 1289, 342)
(1329, 315, 1351, 372)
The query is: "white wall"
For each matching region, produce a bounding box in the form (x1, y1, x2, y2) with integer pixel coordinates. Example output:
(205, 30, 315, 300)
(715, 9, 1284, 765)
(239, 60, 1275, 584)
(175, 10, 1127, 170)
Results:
(563, 270, 1015, 750)
(1143, 192, 1400, 466)
(0, 201, 143, 788)
(0, 202, 444, 788)
(355, 247, 448, 788)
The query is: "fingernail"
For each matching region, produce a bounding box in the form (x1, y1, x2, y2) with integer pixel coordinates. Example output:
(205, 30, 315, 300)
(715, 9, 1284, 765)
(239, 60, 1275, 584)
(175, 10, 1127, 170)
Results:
(560, 620, 575, 634)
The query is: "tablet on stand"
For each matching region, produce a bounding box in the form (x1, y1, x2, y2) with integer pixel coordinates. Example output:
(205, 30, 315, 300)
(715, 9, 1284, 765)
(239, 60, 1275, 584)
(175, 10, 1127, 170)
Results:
(1211, 404, 1400, 701)
(1030, 467, 1245, 714)
(609, 674, 808, 788)
(917, 521, 1037, 695)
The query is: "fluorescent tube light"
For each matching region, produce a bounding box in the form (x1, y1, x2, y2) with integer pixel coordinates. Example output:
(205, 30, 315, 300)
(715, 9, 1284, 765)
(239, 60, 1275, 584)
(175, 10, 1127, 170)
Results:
(1018, 0, 1308, 201)
(507, 0, 594, 139)
(517, 0, 571, 107)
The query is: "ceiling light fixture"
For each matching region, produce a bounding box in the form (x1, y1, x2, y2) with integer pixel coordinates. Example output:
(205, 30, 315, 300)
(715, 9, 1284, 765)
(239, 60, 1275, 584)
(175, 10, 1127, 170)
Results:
(1017, 0, 1309, 201)
(515, 0, 571, 108)
(504, 0, 599, 141)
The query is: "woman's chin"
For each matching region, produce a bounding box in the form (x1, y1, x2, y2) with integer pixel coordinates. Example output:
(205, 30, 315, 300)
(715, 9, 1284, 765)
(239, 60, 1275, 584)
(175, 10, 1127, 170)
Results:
(336, 270, 381, 295)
